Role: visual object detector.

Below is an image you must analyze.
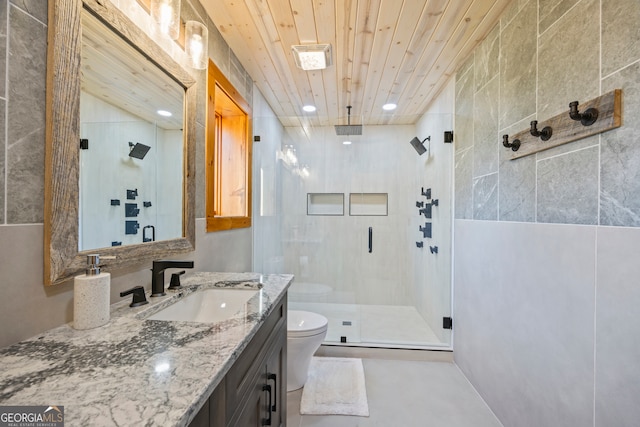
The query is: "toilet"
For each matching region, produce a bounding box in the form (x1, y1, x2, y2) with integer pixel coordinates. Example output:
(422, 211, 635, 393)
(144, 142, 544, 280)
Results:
(287, 310, 328, 391)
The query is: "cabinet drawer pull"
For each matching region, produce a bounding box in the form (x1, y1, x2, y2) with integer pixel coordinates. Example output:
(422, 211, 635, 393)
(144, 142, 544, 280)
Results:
(267, 373, 277, 411)
(262, 384, 272, 426)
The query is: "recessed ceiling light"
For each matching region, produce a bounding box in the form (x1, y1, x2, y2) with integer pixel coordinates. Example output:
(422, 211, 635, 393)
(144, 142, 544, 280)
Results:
(382, 103, 397, 111)
(157, 110, 172, 117)
(291, 44, 332, 70)
(303, 105, 316, 112)
(343, 140, 352, 145)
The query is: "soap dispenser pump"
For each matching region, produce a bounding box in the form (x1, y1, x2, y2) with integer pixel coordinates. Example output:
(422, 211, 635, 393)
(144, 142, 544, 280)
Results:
(73, 254, 113, 330)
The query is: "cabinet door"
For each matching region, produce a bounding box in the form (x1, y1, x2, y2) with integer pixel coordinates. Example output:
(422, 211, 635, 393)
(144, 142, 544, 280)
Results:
(265, 331, 287, 427)
(229, 326, 287, 427)
(227, 379, 267, 427)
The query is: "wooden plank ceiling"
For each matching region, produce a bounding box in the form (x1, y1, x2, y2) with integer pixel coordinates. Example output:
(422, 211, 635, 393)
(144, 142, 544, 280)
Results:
(82, 9, 184, 130)
(200, 0, 512, 128)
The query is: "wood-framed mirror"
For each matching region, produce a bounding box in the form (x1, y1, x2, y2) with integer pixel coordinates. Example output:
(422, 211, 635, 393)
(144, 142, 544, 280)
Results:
(45, 0, 196, 285)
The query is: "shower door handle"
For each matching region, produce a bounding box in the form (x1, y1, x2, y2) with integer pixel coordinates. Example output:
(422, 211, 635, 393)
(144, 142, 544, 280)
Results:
(368, 227, 372, 253)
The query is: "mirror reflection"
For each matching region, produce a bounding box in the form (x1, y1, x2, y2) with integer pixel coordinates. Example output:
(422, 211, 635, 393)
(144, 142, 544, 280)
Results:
(79, 9, 184, 251)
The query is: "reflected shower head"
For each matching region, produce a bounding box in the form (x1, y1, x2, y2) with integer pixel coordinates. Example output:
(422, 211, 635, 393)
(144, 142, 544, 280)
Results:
(128, 142, 151, 159)
(410, 136, 429, 155)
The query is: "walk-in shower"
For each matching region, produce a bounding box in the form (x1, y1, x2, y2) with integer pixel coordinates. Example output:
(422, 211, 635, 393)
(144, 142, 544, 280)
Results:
(253, 115, 453, 350)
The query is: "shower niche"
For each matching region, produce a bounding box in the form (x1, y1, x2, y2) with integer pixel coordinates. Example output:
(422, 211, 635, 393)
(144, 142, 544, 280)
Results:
(349, 193, 388, 216)
(307, 193, 345, 216)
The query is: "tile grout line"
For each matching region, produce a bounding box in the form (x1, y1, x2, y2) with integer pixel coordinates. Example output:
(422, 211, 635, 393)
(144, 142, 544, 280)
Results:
(592, 242, 598, 427)
(452, 362, 505, 427)
(601, 56, 640, 81)
(594, 2, 602, 425)
(3, 2, 9, 225)
(537, 0, 584, 40)
(497, 19, 502, 222)
(535, 143, 600, 163)
(534, 0, 540, 223)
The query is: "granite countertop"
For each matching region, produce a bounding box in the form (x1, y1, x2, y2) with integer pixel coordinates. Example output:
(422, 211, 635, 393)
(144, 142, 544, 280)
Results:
(0, 272, 293, 426)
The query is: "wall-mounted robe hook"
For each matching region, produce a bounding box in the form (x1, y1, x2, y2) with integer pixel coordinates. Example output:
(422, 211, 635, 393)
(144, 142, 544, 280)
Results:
(416, 201, 424, 208)
(416, 241, 424, 248)
(569, 101, 598, 126)
(502, 134, 520, 151)
(530, 120, 552, 141)
(429, 246, 438, 254)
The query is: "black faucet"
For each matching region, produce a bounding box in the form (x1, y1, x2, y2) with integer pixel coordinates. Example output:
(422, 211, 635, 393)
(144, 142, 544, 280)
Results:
(151, 260, 194, 297)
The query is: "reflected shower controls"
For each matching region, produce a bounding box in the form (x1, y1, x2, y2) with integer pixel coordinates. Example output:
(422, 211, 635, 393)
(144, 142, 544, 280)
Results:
(416, 241, 424, 248)
(125, 203, 140, 217)
(419, 223, 432, 239)
(125, 220, 140, 235)
(419, 204, 432, 219)
(421, 187, 431, 199)
(128, 142, 151, 159)
(143, 225, 155, 243)
(410, 136, 430, 155)
(429, 246, 438, 254)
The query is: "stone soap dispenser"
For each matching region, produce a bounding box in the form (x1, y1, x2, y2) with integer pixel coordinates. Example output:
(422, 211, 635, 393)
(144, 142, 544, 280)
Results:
(73, 254, 113, 330)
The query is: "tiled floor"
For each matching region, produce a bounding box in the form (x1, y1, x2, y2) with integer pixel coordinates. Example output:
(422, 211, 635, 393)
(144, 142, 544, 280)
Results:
(286, 358, 502, 427)
(289, 302, 448, 348)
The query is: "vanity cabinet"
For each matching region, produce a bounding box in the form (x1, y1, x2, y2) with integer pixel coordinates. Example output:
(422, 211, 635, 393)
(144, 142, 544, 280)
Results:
(190, 294, 287, 427)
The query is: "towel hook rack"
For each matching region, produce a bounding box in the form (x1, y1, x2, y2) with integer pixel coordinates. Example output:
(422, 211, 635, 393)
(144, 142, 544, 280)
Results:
(530, 120, 552, 141)
(502, 134, 520, 151)
(569, 100, 599, 126)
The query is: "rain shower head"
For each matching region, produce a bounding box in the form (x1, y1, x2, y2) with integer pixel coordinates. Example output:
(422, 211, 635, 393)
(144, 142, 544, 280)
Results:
(128, 142, 151, 159)
(334, 105, 362, 136)
(410, 136, 429, 155)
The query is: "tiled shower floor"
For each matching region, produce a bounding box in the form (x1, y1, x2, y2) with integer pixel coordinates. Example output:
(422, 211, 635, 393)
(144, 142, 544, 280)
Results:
(288, 302, 446, 348)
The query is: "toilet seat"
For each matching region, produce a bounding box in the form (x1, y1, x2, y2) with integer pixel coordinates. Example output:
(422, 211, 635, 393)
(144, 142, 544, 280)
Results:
(288, 310, 328, 338)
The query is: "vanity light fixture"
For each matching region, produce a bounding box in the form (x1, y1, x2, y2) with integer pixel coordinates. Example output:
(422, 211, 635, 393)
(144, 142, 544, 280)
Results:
(150, 0, 181, 40)
(382, 103, 397, 111)
(291, 44, 332, 70)
(186, 21, 208, 70)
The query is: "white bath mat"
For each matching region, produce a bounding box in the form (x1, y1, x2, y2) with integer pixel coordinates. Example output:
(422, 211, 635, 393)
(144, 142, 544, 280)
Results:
(300, 357, 369, 416)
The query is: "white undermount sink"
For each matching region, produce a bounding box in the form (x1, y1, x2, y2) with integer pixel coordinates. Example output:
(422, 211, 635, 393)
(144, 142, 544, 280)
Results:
(147, 288, 260, 323)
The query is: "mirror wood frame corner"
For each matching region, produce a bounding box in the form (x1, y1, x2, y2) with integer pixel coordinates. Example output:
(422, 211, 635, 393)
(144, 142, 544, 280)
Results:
(45, 0, 197, 286)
